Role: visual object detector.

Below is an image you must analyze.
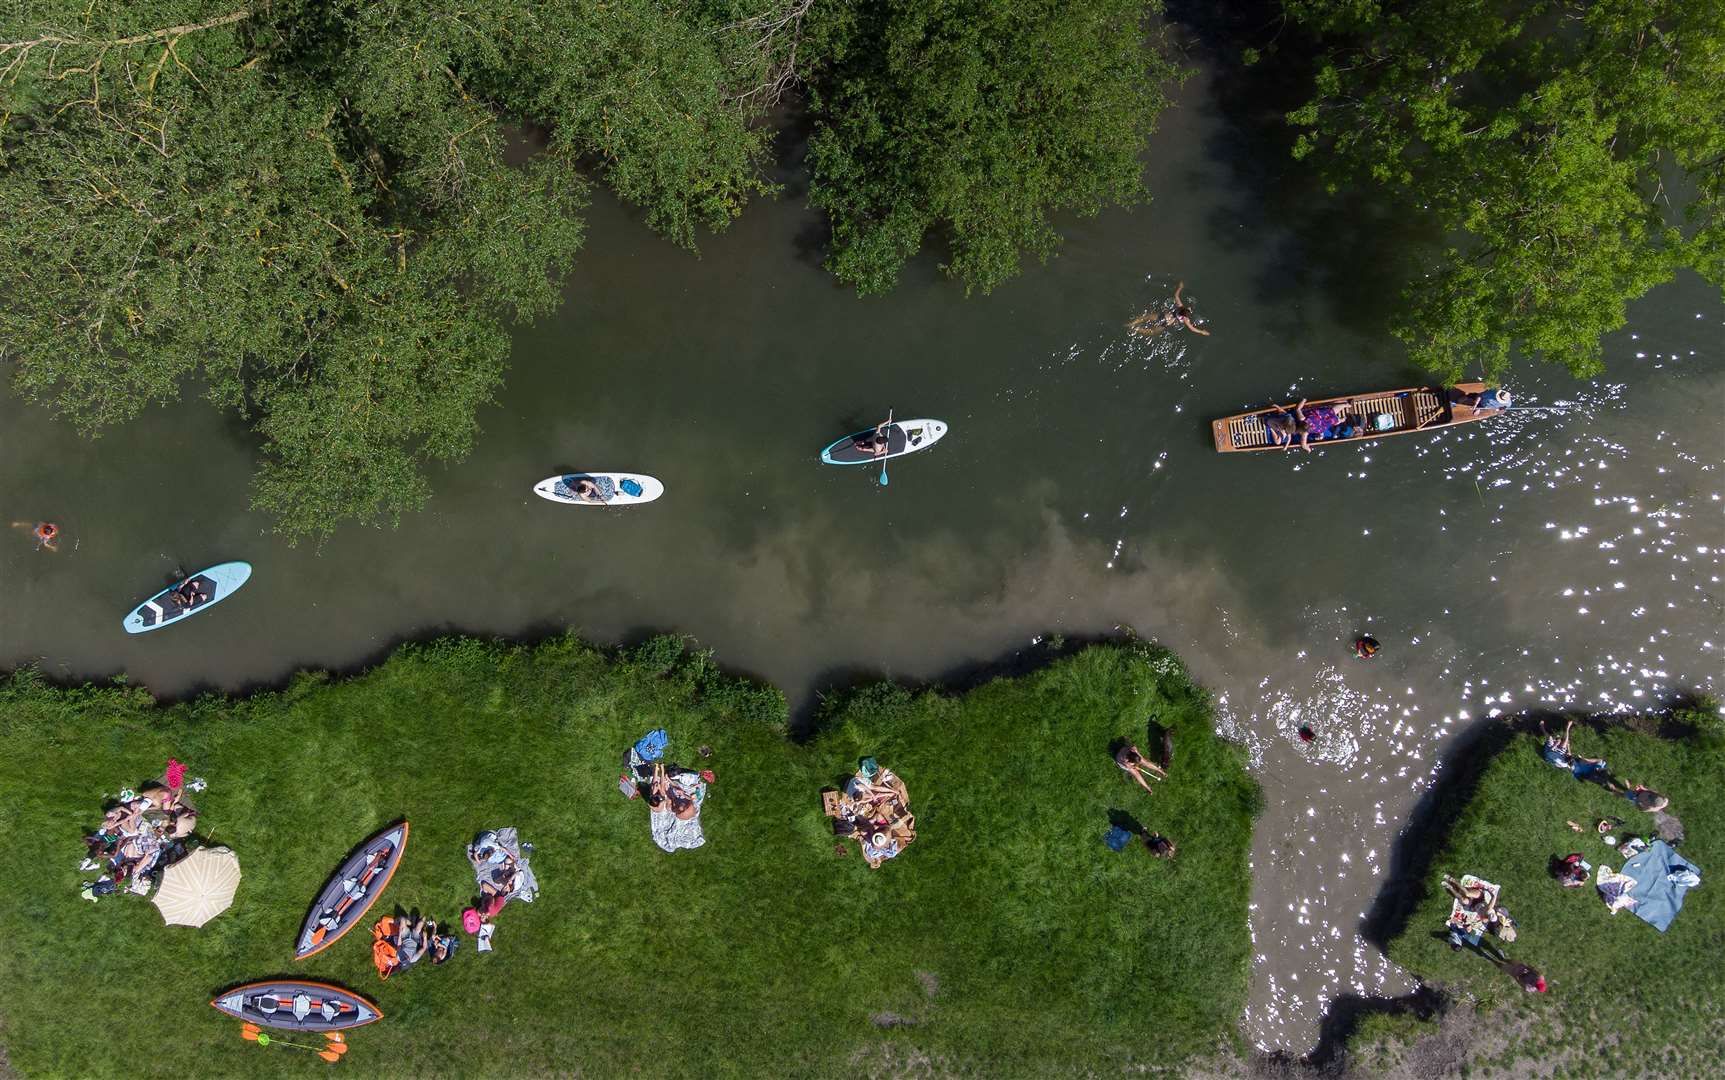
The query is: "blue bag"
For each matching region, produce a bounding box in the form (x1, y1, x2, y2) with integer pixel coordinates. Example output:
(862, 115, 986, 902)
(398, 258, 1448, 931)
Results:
(633, 729, 668, 762)
(1104, 826, 1133, 852)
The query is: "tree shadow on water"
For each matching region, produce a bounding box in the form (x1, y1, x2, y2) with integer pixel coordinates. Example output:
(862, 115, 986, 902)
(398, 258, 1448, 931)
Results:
(1161, 1, 1435, 348)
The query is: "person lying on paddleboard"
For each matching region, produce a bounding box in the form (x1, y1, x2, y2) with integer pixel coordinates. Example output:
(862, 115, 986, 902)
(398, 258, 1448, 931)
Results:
(851, 419, 893, 458)
(1128, 281, 1210, 338)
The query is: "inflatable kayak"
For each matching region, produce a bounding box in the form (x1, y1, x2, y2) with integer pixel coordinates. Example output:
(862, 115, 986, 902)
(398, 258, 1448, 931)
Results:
(820, 420, 948, 465)
(122, 562, 252, 635)
(295, 823, 408, 961)
(211, 980, 381, 1032)
(533, 473, 664, 506)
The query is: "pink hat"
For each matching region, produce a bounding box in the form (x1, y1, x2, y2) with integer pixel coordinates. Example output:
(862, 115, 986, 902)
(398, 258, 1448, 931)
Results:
(462, 908, 481, 934)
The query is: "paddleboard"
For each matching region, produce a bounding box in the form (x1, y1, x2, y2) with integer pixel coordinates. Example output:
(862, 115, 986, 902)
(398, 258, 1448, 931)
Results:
(122, 562, 252, 635)
(820, 419, 949, 465)
(533, 473, 664, 506)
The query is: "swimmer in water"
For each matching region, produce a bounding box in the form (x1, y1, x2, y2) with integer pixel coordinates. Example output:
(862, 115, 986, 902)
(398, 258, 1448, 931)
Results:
(1128, 281, 1210, 338)
(14, 521, 60, 552)
(1354, 636, 1380, 659)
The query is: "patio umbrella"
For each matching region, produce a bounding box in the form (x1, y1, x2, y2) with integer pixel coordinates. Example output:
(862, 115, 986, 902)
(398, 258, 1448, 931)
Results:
(153, 846, 241, 927)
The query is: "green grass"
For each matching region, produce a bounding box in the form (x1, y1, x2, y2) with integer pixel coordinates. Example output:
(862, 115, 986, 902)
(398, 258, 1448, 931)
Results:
(1369, 713, 1725, 1078)
(0, 636, 1259, 1078)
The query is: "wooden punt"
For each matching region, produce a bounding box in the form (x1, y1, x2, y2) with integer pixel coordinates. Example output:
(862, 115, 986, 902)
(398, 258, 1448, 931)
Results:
(1210, 382, 1502, 453)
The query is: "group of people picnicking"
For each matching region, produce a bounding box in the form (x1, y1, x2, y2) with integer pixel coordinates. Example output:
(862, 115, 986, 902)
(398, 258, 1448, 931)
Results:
(622, 729, 713, 853)
(370, 827, 539, 979)
(80, 759, 204, 902)
(1439, 719, 1701, 994)
(825, 759, 916, 868)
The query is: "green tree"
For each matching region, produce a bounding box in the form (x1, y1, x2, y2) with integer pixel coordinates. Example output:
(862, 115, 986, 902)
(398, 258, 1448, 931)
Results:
(0, 1, 778, 541)
(1287, 0, 1725, 378)
(803, 0, 1181, 295)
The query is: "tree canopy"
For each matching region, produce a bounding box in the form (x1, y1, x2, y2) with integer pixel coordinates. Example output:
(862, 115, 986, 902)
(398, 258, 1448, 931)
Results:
(0, 1, 782, 541)
(1287, 0, 1725, 379)
(1, 1, 1179, 539)
(805, 0, 1179, 295)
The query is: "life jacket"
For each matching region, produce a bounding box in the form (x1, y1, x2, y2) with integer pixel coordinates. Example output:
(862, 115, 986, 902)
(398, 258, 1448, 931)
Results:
(371, 917, 399, 979)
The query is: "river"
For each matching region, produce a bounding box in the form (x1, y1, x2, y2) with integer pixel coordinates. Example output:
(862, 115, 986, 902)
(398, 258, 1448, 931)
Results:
(2, 57, 1721, 1057)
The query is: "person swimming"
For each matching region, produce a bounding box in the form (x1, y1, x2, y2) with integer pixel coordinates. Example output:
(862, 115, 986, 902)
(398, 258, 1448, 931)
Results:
(1128, 281, 1211, 338)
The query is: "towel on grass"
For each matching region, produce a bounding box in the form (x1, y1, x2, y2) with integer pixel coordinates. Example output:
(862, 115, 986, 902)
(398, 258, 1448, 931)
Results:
(1620, 840, 1701, 932)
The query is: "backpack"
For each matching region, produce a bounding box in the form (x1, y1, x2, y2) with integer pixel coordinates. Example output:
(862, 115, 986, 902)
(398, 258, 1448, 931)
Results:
(371, 917, 399, 979)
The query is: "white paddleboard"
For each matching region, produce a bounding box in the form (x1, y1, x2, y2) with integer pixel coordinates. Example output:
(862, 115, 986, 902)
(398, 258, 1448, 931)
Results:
(820, 419, 949, 465)
(533, 473, 664, 506)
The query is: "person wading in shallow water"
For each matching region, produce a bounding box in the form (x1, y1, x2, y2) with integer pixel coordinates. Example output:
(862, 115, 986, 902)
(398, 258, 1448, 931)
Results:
(1128, 281, 1210, 338)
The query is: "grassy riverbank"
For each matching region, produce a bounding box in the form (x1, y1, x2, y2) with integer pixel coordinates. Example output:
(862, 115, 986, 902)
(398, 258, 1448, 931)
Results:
(1349, 711, 1725, 1079)
(0, 636, 1258, 1078)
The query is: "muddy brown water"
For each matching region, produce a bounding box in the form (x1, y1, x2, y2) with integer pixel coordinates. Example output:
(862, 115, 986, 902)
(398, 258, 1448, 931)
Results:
(2, 62, 1721, 1056)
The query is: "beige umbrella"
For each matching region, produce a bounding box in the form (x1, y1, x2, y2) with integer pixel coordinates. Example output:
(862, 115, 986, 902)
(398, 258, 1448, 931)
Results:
(152, 846, 241, 928)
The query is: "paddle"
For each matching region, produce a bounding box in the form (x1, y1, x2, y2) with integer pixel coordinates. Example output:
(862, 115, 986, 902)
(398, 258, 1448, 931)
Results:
(241, 1024, 348, 1062)
(878, 409, 893, 487)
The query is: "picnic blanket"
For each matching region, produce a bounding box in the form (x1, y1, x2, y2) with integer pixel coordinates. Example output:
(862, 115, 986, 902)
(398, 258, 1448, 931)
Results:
(1620, 840, 1701, 932)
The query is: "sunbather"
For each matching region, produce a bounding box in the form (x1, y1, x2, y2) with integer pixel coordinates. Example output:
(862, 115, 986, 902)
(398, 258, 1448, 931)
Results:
(1608, 783, 1670, 813)
(469, 828, 539, 914)
(647, 763, 705, 853)
(1539, 719, 1611, 782)
(844, 759, 909, 809)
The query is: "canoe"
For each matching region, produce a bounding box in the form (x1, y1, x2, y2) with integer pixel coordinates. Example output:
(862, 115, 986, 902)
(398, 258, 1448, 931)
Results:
(1210, 382, 1505, 453)
(533, 473, 664, 506)
(211, 980, 381, 1032)
(122, 562, 252, 634)
(821, 419, 949, 465)
(295, 823, 408, 961)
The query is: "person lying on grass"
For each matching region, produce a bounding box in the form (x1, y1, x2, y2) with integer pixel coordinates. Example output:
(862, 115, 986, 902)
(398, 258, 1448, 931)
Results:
(1539, 719, 1612, 783)
(1605, 781, 1670, 813)
(1114, 742, 1169, 794)
(468, 828, 539, 916)
(647, 762, 706, 853)
(844, 758, 909, 810)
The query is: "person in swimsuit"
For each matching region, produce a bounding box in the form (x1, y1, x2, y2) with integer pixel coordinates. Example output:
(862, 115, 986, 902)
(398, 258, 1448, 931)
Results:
(1128, 282, 1210, 337)
(1114, 743, 1168, 794)
(571, 477, 606, 503)
(33, 522, 59, 551)
(1538, 719, 1610, 783)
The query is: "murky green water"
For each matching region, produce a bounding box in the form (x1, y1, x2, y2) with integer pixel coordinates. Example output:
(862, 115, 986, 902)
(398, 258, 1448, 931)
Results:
(3, 65, 1720, 1055)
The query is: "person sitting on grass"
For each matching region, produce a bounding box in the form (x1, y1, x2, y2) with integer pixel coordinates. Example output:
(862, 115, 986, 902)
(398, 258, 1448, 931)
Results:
(647, 762, 706, 853)
(1538, 719, 1611, 783)
(1114, 742, 1169, 794)
(1551, 853, 1590, 888)
(1145, 834, 1177, 859)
